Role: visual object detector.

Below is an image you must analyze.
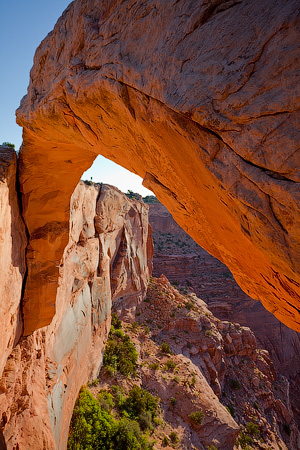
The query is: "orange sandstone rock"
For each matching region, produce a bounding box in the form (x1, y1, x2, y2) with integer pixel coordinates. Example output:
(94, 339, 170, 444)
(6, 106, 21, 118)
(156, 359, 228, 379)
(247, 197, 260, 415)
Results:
(0, 182, 151, 449)
(17, 0, 300, 332)
(0, 147, 26, 377)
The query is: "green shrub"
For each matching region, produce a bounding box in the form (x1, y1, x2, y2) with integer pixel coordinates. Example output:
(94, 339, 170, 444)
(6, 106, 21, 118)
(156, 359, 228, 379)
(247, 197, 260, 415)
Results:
(97, 390, 115, 412)
(164, 359, 176, 371)
(190, 374, 196, 386)
(68, 387, 154, 450)
(169, 431, 179, 444)
(205, 329, 213, 337)
(131, 321, 139, 331)
(246, 421, 260, 436)
(138, 410, 152, 431)
(122, 385, 158, 421)
(226, 404, 235, 417)
(184, 301, 194, 310)
(114, 417, 153, 449)
(160, 342, 171, 354)
(229, 379, 241, 390)
(111, 313, 122, 329)
(162, 436, 169, 446)
(170, 397, 177, 407)
(237, 431, 254, 449)
(189, 410, 205, 425)
(103, 332, 138, 377)
(142, 195, 160, 204)
(67, 388, 116, 450)
(149, 362, 159, 370)
(2, 142, 15, 149)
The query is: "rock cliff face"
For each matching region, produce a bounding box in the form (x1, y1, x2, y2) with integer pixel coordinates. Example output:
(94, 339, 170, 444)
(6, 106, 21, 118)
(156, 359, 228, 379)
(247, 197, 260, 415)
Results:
(0, 147, 27, 377)
(149, 202, 300, 428)
(16, 0, 300, 333)
(0, 174, 152, 450)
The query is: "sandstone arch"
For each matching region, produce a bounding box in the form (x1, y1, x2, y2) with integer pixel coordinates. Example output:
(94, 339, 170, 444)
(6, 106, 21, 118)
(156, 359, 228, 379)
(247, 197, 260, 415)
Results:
(17, 0, 300, 334)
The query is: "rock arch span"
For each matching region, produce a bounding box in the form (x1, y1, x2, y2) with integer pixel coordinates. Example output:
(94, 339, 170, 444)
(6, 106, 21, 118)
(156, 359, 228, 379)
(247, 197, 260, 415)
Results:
(17, 0, 300, 334)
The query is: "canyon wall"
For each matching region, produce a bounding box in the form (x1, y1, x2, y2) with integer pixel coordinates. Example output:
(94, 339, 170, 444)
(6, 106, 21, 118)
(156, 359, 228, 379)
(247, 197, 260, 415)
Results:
(0, 153, 152, 450)
(149, 202, 300, 427)
(16, 0, 300, 333)
(0, 147, 26, 377)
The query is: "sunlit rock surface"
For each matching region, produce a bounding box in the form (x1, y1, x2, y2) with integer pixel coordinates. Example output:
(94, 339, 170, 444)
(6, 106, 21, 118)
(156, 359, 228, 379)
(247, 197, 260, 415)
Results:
(0, 182, 151, 449)
(17, 0, 300, 332)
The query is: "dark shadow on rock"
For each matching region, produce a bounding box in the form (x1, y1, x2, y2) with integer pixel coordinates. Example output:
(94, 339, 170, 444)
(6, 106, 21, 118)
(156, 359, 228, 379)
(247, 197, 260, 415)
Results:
(0, 428, 7, 450)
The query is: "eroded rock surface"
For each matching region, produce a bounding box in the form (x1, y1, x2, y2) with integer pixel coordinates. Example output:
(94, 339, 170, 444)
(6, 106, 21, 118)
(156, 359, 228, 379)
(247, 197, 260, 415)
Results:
(16, 0, 300, 332)
(0, 146, 27, 378)
(149, 201, 300, 429)
(106, 275, 299, 449)
(0, 182, 151, 450)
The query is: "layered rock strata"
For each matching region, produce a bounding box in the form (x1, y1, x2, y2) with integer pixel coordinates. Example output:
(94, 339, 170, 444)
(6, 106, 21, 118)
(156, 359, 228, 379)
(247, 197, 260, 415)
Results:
(16, 0, 300, 333)
(0, 179, 152, 450)
(149, 202, 300, 427)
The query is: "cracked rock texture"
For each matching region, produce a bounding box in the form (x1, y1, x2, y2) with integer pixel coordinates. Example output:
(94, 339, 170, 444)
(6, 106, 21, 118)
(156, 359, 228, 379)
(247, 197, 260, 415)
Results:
(0, 181, 152, 449)
(16, 0, 300, 333)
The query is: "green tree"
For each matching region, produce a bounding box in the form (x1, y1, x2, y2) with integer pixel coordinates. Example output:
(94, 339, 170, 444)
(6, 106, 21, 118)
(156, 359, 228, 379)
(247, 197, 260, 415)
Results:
(122, 385, 158, 421)
(2, 142, 15, 149)
(67, 388, 116, 450)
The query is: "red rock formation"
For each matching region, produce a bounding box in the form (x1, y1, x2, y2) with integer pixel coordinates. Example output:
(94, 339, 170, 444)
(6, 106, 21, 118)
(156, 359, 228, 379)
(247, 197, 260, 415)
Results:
(149, 202, 300, 428)
(16, 0, 300, 333)
(0, 147, 27, 378)
(0, 181, 151, 449)
(131, 276, 300, 449)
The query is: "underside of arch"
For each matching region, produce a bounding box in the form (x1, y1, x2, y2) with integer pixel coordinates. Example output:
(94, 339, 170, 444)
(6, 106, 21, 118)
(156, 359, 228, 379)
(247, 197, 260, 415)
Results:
(17, 0, 300, 334)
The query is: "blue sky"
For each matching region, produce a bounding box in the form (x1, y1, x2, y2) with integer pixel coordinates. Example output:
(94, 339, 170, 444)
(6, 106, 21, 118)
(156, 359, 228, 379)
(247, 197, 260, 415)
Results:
(0, 0, 152, 195)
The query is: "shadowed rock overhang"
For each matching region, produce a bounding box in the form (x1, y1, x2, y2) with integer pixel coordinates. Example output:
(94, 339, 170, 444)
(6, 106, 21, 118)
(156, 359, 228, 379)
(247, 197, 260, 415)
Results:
(16, 0, 300, 334)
